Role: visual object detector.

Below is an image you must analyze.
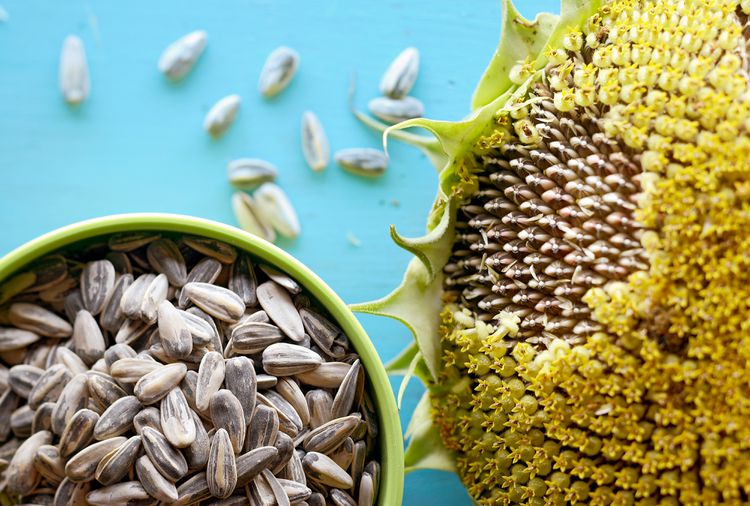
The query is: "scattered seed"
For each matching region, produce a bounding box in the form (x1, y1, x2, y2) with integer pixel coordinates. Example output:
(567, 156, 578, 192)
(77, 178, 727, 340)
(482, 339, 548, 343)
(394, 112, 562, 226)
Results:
(258, 46, 299, 97)
(59, 35, 90, 105)
(253, 183, 301, 239)
(379, 46, 420, 99)
(301, 111, 330, 171)
(232, 192, 277, 243)
(335, 148, 389, 177)
(228, 159, 278, 190)
(158, 30, 207, 80)
(368, 95, 424, 123)
(204, 94, 241, 138)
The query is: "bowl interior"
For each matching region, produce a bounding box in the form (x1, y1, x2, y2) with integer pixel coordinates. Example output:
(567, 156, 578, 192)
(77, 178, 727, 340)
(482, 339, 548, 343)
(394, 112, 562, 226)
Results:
(0, 213, 404, 505)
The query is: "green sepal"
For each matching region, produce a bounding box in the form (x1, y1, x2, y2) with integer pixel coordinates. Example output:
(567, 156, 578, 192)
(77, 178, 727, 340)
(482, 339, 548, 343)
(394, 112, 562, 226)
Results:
(404, 390, 457, 473)
(471, 0, 559, 110)
(390, 198, 456, 280)
(351, 258, 444, 380)
(386, 341, 420, 375)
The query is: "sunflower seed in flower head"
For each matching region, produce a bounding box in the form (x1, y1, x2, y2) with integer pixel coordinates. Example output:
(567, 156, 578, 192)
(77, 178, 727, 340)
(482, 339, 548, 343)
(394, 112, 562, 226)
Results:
(86, 481, 151, 505)
(335, 148, 388, 177)
(231, 321, 284, 354)
(253, 183, 301, 240)
(183, 236, 237, 264)
(72, 310, 105, 365)
(306, 389, 334, 429)
(368, 95, 424, 123)
(301, 111, 330, 172)
(8, 364, 43, 398)
(257, 281, 304, 341)
(161, 387, 196, 448)
(183, 282, 245, 323)
(302, 451, 353, 489)
(196, 351, 225, 411)
(204, 94, 241, 138)
(259, 264, 302, 294)
(246, 404, 278, 450)
(303, 415, 360, 454)
(147, 238, 188, 287)
(34, 444, 66, 484)
(94, 434, 141, 485)
(140, 273, 169, 323)
(228, 158, 278, 191)
(108, 233, 160, 252)
(158, 300, 193, 359)
(65, 436, 126, 482)
(110, 357, 161, 383)
(100, 273, 132, 332)
(185, 410, 209, 470)
(379, 46, 419, 99)
(158, 30, 207, 80)
(224, 356, 256, 426)
(59, 408, 99, 458)
(141, 426, 188, 481)
(119, 273, 155, 318)
(51, 374, 88, 435)
(258, 46, 299, 98)
(94, 395, 141, 440)
(297, 361, 351, 389)
(29, 364, 71, 409)
(178, 257, 223, 307)
(232, 192, 277, 243)
(207, 428, 237, 499)
(262, 343, 322, 376)
(0, 327, 40, 352)
(210, 389, 246, 454)
(276, 377, 310, 426)
(331, 359, 362, 419)
(80, 260, 115, 316)
(134, 362, 187, 404)
(136, 454, 179, 502)
(59, 35, 89, 105)
(6, 430, 52, 494)
(9, 303, 72, 338)
(330, 488, 357, 506)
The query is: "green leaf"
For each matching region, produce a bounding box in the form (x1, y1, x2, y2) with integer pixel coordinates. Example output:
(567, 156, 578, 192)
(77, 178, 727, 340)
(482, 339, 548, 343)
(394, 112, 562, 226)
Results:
(471, 0, 559, 110)
(390, 198, 456, 280)
(351, 258, 444, 380)
(404, 391, 456, 473)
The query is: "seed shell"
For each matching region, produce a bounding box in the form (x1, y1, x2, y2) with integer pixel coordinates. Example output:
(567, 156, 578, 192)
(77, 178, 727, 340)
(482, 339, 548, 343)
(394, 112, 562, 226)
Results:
(257, 281, 305, 341)
(161, 387, 196, 448)
(7, 430, 52, 494)
(262, 342, 323, 376)
(179, 257, 223, 307)
(141, 426, 188, 481)
(208, 428, 237, 499)
(204, 94, 241, 138)
(59, 35, 90, 105)
(253, 183, 301, 239)
(136, 454, 179, 502)
(158, 300, 193, 359)
(224, 356, 257, 426)
(334, 148, 388, 177)
(302, 451, 353, 489)
(231, 192, 277, 243)
(301, 111, 330, 171)
(183, 282, 245, 322)
(134, 362, 187, 404)
(147, 239, 188, 287)
(64, 436, 127, 482)
(72, 310, 106, 365)
(379, 46, 419, 98)
(80, 260, 115, 316)
(258, 46, 299, 97)
(195, 351, 226, 411)
(227, 158, 278, 190)
(94, 395, 141, 440)
(86, 481, 150, 505)
(94, 434, 141, 485)
(158, 29, 207, 80)
(209, 389, 246, 454)
(368, 95, 424, 123)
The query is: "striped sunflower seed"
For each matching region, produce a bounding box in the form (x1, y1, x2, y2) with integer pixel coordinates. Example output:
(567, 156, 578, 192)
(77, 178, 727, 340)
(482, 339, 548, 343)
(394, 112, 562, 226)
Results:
(308, 492, 326, 506)
(259, 264, 302, 295)
(72, 310, 106, 365)
(146, 239, 188, 287)
(379, 46, 419, 99)
(330, 437, 354, 470)
(31, 401, 55, 433)
(331, 359, 363, 419)
(276, 377, 310, 426)
(64, 289, 85, 322)
(59, 35, 89, 105)
(350, 440, 367, 491)
(224, 356, 257, 425)
(231, 192, 277, 243)
(302, 451, 353, 489)
(93, 395, 141, 440)
(253, 183, 301, 240)
(34, 444, 66, 484)
(246, 404, 279, 450)
(204, 94, 241, 138)
(51, 374, 89, 435)
(161, 387, 196, 448)
(330, 488, 357, 506)
(141, 426, 188, 481)
(359, 471, 375, 506)
(210, 389, 246, 454)
(299, 307, 341, 356)
(257, 281, 304, 341)
(106, 251, 132, 274)
(114, 317, 151, 345)
(80, 260, 116, 316)
(301, 111, 330, 172)
(262, 468, 291, 506)
(158, 300, 193, 359)
(270, 431, 295, 474)
(86, 481, 150, 505)
(0, 327, 40, 352)
(297, 362, 351, 389)
(236, 445, 278, 487)
(229, 254, 258, 306)
(58, 340, 92, 375)
(94, 434, 141, 485)
(7, 430, 52, 494)
(54, 477, 91, 506)
(9, 302, 72, 338)
(368, 95, 424, 123)
(179, 258, 223, 307)
(11, 405, 33, 438)
(183, 282, 245, 322)
(108, 233, 160, 252)
(248, 474, 275, 506)
(306, 389, 334, 428)
(195, 351, 225, 411)
(284, 450, 307, 485)
(181, 369, 199, 412)
(103, 343, 137, 367)
(208, 428, 237, 499)
(59, 408, 99, 458)
(185, 410, 210, 470)
(8, 364, 43, 398)
(136, 454, 179, 502)
(334, 148, 389, 177)
(183, 236, 238, 264)
(256, 373, 278, 389)
(158, 30, 207, 80)
(175, 473, 212, 506)
(119, 273, 156, 318)
(87, 372, 127, 410)
(134, 362, 187, 404)
(133, 406, 161, 435)
(231, 321, 284, 354)
(110, 357, 161, 383)
(29, 364, 71, 409)
(262, 343, 322, 376)
(179, 309, 216, 346)
(302, 415, 360, 454)
(64, 436, 127, 482)
(140, 272, 169, 323)
(228, 159, 278, 190)
(258, 46, 299, 98)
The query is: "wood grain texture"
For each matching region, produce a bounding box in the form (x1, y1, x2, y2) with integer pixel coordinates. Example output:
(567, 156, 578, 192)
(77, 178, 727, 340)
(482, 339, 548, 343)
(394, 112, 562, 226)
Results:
(0, 0, 558, 503)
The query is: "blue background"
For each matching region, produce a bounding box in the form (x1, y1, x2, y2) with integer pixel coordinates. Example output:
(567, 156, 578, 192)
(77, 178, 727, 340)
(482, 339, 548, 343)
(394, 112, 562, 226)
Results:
(0, 1, 557, 503)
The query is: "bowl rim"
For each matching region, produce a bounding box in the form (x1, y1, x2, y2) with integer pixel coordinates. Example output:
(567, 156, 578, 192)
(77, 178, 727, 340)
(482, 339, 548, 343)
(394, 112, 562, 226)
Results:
(0, 212, 404, 505)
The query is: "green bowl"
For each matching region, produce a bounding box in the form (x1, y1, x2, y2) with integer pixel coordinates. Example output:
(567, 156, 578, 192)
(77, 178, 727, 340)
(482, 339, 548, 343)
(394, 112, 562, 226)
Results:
(0, 213, 404, 505)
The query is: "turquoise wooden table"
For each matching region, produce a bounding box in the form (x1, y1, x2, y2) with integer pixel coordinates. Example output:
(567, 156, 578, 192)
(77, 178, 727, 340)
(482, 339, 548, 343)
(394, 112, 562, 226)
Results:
(0, 0, 557, 503)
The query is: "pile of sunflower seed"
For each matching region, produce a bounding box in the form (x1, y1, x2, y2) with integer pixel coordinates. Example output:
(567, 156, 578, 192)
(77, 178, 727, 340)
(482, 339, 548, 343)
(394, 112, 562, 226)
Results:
(0, 233, 380, 505)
